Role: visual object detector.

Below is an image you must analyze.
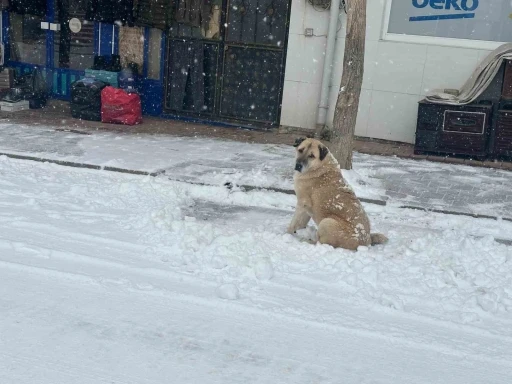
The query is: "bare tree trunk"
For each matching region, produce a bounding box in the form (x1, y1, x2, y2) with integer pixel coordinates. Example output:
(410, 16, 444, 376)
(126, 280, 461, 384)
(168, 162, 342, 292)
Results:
(330, 0, 366, 170)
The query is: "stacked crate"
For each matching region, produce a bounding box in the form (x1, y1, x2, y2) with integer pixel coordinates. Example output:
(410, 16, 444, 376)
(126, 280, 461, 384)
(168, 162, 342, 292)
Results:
(415, 60, 512, 160)
(492, 61, 512, 160)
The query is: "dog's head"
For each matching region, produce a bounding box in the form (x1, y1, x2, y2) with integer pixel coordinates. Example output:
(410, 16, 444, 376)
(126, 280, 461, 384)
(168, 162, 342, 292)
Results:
(293, 137, 329, 173)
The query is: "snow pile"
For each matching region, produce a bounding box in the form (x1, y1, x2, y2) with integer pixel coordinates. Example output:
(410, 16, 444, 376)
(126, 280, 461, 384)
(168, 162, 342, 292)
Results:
(216, 283, 240, 300)
(332, 227, 512, 320)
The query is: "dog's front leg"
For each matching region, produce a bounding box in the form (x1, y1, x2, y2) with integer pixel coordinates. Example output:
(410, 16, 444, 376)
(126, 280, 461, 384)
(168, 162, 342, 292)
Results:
(287, 205, 311, 234)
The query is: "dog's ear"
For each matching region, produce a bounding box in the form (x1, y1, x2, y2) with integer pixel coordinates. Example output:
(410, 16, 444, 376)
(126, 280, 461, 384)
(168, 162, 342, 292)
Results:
(319, 144, 329, 161)
(293, 137, 306, 148)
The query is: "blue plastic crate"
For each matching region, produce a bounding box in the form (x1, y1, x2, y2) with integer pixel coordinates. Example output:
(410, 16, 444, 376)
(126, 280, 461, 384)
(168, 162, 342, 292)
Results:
(84, 69, 119, 88)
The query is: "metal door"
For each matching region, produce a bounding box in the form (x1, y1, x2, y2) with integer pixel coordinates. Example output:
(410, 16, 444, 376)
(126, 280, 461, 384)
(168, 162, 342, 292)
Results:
(220, 0, 288, 125)
(164, 0, 290, 127)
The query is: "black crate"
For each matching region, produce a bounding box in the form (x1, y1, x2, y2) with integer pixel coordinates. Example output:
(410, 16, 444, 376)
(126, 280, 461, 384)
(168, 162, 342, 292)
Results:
(492, 110, 512, 160)
(415, 100, 492, 158)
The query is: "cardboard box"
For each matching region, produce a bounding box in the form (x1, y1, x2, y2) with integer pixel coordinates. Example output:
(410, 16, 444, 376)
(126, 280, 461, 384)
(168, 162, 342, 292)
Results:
(1, 100, 30, 112)
(0, 68, 15, 89)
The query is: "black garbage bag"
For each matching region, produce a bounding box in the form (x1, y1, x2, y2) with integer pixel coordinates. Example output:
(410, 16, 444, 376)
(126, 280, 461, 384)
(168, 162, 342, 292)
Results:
(2, 68, 48, 108)
(14, 68, 48, 108)
(70, 78, 108, 121)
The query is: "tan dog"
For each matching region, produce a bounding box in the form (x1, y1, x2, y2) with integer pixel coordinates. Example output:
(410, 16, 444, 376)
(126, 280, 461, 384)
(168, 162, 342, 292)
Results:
(287, 137, 388, 250)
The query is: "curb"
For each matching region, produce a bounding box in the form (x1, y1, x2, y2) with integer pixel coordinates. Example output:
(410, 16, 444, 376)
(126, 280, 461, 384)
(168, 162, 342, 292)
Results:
(195, 180, 388, 206)
(397, 205, 512, 223)
(0, 152, 166, 177)
(1, 151, 510, 224)
(218, 181, 512, 223)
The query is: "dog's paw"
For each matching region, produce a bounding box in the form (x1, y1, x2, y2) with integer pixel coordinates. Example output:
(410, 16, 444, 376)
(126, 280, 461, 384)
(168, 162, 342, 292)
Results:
(286, 224, 298, 234)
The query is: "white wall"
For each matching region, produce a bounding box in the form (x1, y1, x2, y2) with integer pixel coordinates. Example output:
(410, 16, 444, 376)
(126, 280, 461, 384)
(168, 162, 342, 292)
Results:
(280, 0, 494, 143)
(280, 0, 328, 130)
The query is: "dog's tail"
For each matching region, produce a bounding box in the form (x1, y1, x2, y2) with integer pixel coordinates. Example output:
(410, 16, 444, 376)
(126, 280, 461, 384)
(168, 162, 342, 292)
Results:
(371, 233, 388, 246)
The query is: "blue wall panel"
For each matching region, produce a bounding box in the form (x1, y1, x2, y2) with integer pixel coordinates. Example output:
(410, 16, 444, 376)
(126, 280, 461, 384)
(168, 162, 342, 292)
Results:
(98, 23, 119, 56)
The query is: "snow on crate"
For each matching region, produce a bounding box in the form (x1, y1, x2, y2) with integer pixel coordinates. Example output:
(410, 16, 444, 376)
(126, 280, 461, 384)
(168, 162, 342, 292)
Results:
(0, 156, 511, 337)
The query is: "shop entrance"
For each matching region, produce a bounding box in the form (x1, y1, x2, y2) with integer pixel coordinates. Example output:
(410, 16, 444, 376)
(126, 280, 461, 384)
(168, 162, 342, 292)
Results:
(164, 0, 291, 127)
(6, 0, 94, 98)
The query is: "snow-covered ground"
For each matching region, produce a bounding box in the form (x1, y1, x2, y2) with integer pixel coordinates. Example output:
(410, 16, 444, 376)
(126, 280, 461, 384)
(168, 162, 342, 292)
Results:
(1, 122, 511, 218)
(1, 154, 512, 383)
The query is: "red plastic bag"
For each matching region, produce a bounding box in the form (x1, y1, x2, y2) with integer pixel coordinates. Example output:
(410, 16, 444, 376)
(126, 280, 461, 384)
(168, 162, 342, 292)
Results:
(101, 86, 142, 126)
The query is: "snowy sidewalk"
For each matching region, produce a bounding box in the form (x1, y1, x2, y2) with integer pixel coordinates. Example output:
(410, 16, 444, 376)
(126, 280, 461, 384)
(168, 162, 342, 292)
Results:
(0, 122, 511, 218)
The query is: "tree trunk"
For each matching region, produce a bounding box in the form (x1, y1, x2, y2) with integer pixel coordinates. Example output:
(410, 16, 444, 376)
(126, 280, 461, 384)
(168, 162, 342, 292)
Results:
(330, 0, 366, 170)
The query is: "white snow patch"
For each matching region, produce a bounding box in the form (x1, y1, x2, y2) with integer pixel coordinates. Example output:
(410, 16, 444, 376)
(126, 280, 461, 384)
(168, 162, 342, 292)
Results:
(253, 258, 274, 280)
(216, 283, 240, 300)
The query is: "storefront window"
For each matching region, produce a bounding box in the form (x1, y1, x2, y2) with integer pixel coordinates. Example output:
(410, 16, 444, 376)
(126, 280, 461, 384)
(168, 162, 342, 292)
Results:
(118, 26, 144, 70)
(8, 13, 47, 65)
(386, 0, 512, 43)
(53, 0, 95, 70)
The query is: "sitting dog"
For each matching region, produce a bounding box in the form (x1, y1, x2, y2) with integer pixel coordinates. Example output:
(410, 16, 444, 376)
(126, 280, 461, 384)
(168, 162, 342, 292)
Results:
(287, 137, 388, 250)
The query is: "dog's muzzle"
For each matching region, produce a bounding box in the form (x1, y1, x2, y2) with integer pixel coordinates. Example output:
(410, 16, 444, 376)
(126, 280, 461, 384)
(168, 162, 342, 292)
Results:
(295, 162, 303, 172)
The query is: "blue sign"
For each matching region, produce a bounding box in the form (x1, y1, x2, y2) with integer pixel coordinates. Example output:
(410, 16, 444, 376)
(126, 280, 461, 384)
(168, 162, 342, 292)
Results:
(409, 0, 479, 21)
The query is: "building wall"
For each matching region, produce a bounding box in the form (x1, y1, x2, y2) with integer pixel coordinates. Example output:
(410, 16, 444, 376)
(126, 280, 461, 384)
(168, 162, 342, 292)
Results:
(280, 0, 495, 143)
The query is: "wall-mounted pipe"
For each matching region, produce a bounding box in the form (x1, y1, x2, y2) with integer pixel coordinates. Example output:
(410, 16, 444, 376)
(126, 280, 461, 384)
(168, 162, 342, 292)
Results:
(316, 0, 342, 128)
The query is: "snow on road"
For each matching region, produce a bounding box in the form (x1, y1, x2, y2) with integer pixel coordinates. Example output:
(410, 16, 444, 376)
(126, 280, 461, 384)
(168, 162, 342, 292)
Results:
(1, 155, 511, 383)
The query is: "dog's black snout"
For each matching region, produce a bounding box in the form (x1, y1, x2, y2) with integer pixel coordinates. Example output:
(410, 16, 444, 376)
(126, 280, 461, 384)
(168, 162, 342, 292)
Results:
(295, 162, 303, 172)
